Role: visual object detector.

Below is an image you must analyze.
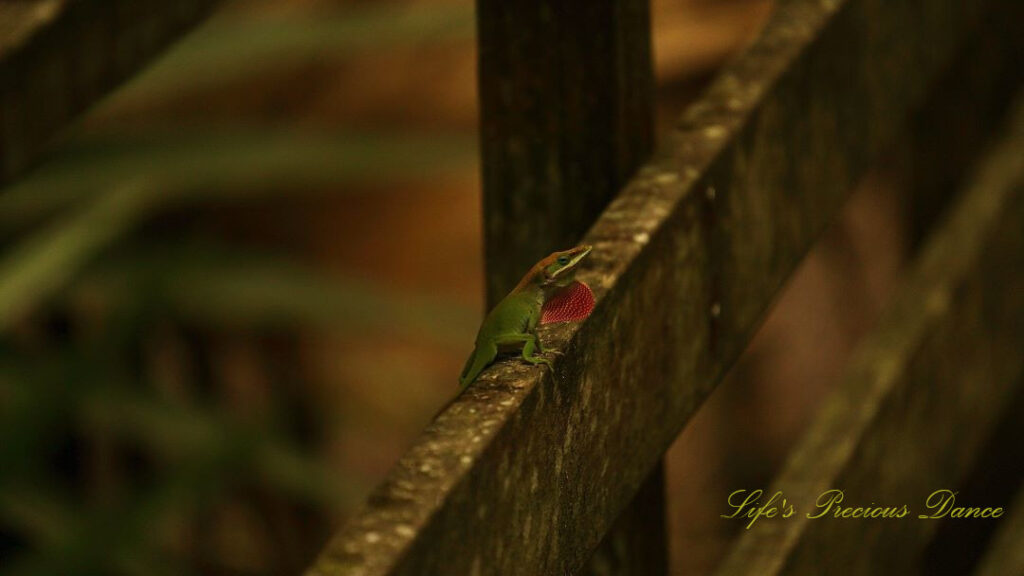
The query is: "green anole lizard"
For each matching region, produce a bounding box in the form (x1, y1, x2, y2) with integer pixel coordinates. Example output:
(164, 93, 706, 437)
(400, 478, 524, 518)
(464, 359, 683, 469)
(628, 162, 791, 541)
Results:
(458, 245, 595, 390)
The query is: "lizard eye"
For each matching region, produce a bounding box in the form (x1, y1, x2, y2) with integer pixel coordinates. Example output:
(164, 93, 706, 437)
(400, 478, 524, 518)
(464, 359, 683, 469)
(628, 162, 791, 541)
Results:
(557, 256, 569, 265)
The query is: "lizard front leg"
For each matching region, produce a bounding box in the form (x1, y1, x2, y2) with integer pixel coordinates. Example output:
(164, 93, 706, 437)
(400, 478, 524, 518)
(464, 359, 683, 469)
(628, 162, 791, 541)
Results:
(536, 335, 564, 357)
(494, 333, 554, 370)
(523, 312, 559, 358)
(520, 333, 556, 369)
(531, 329, 563, 357)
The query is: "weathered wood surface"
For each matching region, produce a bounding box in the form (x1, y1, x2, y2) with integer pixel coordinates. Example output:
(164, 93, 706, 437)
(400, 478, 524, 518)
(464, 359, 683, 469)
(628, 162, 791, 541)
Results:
(476, 1, 667, 574)
(974, 484, 1024, 576)
(901, 0, 1024, 249)
(585, 460, 669, 576)
(477, 0, 654, 306)
(715, 100, 1024, 576)
(0, 0, 219, 184)
(918, 376, 1024, 575)
(306, 0, 1005, 574)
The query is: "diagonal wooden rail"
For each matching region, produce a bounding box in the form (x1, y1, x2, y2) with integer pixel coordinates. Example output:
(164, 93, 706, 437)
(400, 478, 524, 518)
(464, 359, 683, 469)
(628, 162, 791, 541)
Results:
(0, 0, 220, 184)
(715, 98, 1024, 576)
(306, 0, 1019, 574)
(476, 1, 666, 573)
(974, 483, 1024, 576)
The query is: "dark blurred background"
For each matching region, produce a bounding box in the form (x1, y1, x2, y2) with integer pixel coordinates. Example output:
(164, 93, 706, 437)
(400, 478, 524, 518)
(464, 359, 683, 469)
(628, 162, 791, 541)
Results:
(0, 1, 911, 574)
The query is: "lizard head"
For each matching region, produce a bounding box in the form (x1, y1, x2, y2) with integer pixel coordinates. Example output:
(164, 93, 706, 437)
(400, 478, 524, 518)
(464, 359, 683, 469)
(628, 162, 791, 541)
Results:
(512, 245, 594, 293)
(540, 244, 592, 289)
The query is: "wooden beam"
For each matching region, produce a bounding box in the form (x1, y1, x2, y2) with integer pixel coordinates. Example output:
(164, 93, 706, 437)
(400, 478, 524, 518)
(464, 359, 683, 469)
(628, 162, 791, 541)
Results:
(476, 1, 665, 574)
(477, 0, 654, 305)
(715, 99, 1024, 576)
(584, 460, 669, 576)
(0, 0, 219, 184)
(901, 0, 1024, 249)
(974, 484, 1024, 576)
(305, 0, 1010, 574)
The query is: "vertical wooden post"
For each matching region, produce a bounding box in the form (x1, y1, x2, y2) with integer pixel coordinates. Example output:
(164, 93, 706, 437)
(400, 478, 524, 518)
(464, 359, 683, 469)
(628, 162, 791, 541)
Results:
(477, 0, 654, 304)
(476, 1, 666, 574)
(585, 462, 669, 576)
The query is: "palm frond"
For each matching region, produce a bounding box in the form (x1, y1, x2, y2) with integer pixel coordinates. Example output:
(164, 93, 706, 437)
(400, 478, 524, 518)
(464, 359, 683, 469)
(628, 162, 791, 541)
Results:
(0, 130, 476, 232)
(74, 242, 478, 347)
(110, 3, 475, 102)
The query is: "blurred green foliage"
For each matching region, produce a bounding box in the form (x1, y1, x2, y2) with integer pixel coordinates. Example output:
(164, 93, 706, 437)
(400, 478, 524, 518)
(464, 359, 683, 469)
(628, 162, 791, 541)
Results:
(0, 130, 476, 234)
(116, 3, 474, 102)
(0, 2, 478, 574)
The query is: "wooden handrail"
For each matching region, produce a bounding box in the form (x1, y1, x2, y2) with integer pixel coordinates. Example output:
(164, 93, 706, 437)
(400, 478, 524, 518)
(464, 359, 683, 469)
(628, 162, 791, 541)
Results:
(715, 98, 1024, 576)
(476, 1, 666, 573)
(0, 0, 219, 184)
(974, 483, 1024, 576)
(305, 0, 1012, 574)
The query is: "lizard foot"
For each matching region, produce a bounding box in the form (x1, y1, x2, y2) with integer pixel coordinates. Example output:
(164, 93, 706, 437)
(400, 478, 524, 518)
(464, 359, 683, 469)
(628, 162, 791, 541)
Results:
(524, 356, 555, 370)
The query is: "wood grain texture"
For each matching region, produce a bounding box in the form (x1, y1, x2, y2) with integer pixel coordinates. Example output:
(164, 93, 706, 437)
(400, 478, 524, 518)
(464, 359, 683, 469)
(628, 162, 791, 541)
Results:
(715, 99, 1024, 576)
(305, 0, 1009, 574)
(477, 0, 654, 305)
(476, 1, 667, 574)
(584, 460, 669, 576)
(0, 0, 219, 184)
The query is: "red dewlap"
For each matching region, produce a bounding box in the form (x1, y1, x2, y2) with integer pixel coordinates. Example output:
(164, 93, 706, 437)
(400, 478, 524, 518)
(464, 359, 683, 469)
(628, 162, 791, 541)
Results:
(541, 281, 595, 324)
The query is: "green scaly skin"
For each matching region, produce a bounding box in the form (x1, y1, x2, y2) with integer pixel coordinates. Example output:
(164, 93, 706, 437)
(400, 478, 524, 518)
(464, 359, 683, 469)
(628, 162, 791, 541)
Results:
(458, 245, 592, 390)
